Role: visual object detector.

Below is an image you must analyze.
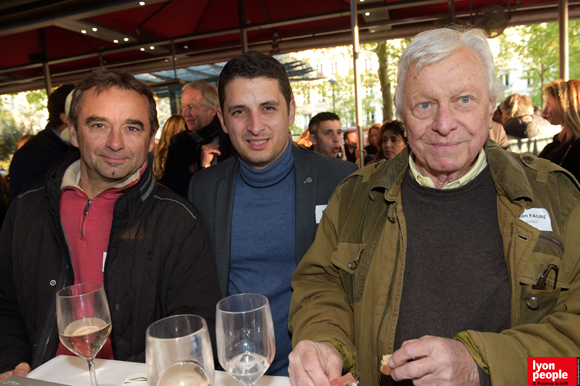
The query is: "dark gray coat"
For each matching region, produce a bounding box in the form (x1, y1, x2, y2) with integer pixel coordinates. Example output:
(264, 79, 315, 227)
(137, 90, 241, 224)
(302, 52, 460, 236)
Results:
(188, 142, 358, 297)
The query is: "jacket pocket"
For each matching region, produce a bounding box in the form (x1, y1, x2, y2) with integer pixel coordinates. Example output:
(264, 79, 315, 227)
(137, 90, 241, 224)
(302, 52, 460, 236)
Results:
(331, 242, 366, 303)
(519, 250, 569, 324)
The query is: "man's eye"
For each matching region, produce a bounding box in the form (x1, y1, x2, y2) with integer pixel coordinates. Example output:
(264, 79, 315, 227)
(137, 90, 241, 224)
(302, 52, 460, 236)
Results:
(127, 126, 139, 131)
(419, 102, 430, 109)
(231, 109, 244, 116)
(460, 96, 471, 103)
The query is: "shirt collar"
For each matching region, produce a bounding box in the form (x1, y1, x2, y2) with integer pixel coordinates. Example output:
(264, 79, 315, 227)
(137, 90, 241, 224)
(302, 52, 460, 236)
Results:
(61, 160, 147, 193)
(408, 148, 488, 189)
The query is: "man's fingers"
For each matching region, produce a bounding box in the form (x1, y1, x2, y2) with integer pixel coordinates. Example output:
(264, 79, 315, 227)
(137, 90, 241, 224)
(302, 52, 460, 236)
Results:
(13, 362, 31, 377)
(289, 341, 342, 386)
(0, 371, 13, 381)
(391, 355, 434, 382)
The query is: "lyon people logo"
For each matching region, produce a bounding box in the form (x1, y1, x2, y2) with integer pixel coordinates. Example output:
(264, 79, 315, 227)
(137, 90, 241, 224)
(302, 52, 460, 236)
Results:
(527, 357, 579, 386)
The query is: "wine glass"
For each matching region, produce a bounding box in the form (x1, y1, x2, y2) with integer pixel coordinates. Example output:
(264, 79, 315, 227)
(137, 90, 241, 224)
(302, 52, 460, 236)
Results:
(216, 294, 275, 386)
(146, 314, 215, 386)
(56, 283, 112, 386)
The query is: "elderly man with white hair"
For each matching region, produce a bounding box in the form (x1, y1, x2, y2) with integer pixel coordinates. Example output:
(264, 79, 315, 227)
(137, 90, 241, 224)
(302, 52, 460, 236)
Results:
(287, 27, 580, 386)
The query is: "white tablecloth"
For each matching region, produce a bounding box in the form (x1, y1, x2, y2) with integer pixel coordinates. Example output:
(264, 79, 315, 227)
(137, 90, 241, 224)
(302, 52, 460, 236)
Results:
(28, 356, 290, 386)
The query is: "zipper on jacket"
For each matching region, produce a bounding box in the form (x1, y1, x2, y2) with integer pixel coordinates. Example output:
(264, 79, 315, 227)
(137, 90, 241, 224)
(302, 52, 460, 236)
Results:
(538, 233, 564, 252)
(81, 199, 93, 239)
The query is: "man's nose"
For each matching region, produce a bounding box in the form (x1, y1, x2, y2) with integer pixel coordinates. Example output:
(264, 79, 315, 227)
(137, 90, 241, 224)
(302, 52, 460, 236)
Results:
(106, 128, 124, 151)
(247, 112, 262, 135)
(434, 104, 457, 135)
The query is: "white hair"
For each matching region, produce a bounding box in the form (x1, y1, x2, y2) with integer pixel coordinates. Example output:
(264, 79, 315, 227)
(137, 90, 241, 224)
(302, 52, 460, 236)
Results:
(394, 27, 505, 117)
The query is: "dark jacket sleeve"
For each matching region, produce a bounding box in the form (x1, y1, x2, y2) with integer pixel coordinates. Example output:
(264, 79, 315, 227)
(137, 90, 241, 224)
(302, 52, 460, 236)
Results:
(0, 204, 32, 372)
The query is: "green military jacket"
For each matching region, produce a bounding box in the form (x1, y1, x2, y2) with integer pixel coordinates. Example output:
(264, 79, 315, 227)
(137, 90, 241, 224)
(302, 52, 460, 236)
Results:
(289, 139, 580, 386)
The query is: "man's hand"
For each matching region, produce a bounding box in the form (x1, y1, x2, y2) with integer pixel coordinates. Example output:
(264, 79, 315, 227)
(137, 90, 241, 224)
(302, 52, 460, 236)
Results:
(0, 362, 31, 381)
(289, 340, 343, 386)
(389, 336, 480, 386)
(201, 143, 221, 168)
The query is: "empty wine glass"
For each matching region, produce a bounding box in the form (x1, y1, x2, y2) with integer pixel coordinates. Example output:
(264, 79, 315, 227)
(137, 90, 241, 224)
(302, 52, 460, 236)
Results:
(146, 314, 215, 386)
(216, 294, 275, 386)
(56, 283, 112, 386)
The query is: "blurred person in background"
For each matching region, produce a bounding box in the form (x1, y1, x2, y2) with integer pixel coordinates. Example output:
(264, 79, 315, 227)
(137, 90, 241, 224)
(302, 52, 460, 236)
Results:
(500, 93, 548, 138)
(539, 79, 580, 181)
(161, 81, 234, 198)
(369, 120, 408, 164)
(295, 129, 313, 148)
(364, 123, 380, 159)
(9, 84, 75, 201)
(343, 130, 358, 163)
(153, 114, 186, 181)
(309, 112, 343, 158)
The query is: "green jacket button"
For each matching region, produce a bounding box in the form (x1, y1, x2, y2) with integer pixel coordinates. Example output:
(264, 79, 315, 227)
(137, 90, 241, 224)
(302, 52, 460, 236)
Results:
(526, 297, 540, 310)
(523, 156, 534, 164)
(388, 216, 396, 223)
(348, 260, 357, 270)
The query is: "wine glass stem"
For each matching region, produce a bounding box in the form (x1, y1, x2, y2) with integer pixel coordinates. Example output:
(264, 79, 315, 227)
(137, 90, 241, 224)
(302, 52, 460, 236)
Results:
(87, 357, 98, 386)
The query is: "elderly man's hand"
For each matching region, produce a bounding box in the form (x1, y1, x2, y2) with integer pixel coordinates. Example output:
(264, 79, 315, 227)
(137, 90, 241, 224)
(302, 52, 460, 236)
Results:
(0, 362, 31, 381)
(288, 340, 343, 386)
(201, 143, 221, 168)
(389, 336, 480, 386)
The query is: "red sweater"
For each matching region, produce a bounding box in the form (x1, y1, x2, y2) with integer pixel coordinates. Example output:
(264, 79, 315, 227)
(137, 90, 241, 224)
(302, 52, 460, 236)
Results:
(55, 161, 145, 359)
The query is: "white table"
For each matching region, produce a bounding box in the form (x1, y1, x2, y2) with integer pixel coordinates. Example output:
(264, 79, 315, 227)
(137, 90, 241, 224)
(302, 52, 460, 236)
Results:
(28, 356, 290, 386)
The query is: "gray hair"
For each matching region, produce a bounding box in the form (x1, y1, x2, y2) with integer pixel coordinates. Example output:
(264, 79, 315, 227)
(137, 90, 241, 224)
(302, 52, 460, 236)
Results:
(182, 81, 219, 110)
(394, 27, 505, 117)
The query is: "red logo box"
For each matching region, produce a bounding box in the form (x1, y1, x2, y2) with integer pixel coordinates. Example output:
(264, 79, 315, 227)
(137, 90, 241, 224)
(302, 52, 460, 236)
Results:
(527, 357, 579, 386)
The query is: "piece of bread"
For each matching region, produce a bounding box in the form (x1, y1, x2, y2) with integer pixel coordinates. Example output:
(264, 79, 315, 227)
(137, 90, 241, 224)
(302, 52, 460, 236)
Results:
(380, 354, 393, 376)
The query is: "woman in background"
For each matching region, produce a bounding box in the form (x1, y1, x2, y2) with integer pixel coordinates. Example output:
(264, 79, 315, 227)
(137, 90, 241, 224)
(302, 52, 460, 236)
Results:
(369, 120, 408, 164)
(539, 79, 580, 181)
(153, 114, 186, 181)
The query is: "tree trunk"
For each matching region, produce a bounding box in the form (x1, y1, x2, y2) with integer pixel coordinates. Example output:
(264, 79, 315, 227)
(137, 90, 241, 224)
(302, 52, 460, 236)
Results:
(376, 41, 392, 121)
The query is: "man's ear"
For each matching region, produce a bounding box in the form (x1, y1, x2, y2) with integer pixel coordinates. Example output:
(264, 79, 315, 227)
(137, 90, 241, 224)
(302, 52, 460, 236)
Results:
(149, 129, 158, 153)
(310, 133, 317, 146)
(59, 112, 70, 125)
(210, 104, 218, 118)
(69, 124, 79, 148)
(288, 97, 296, 126)
(217, 109, 228, 134)
(489, 99, 495, 129)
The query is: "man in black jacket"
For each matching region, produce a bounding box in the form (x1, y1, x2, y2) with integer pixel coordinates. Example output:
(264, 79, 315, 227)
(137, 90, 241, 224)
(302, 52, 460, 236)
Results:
(9, 84, 75, 201)
(160, 81, 235, 197)
(0, 70, 221, 379)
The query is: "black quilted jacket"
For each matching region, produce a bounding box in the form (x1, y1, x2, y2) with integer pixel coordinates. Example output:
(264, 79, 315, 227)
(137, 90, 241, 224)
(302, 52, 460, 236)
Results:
(0, 152, 221, 372)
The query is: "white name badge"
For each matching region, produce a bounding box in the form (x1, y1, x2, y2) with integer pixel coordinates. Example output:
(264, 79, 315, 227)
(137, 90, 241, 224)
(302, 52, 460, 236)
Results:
(315, 205, 327, 224)
(519, 208, 553, 231)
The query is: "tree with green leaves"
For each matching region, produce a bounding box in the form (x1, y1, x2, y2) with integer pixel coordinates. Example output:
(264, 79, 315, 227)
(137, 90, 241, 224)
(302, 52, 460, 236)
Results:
(0, 90, 47, 169)
(367, 39, 409, 121)
(497, 21, 580, 108)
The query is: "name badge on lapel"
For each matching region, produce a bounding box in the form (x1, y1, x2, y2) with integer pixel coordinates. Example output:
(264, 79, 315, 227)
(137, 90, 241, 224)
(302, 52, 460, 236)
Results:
(519, 208, 553, 231)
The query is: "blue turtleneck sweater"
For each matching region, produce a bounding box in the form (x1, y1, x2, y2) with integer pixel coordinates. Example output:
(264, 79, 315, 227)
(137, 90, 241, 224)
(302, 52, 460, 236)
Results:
(229, 139, 296, 376)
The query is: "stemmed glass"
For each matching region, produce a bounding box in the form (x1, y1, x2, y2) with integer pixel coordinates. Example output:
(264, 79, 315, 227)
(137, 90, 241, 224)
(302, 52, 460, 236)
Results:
(146, 314, 215, 386)
(56, 283, 112, 386)
(216, 294, 275, 386)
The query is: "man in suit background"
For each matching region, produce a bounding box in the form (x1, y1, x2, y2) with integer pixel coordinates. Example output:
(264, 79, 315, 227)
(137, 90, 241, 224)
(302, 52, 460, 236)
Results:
(188, 51, 357, 377)
(160, 81, 234, 197)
